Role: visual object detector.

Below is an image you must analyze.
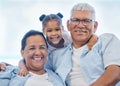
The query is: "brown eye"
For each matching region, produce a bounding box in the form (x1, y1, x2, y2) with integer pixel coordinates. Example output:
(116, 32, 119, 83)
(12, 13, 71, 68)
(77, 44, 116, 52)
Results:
(29, 47, 35, 50)
(39, 46, 47, 50)
(47, 29, 52, 32)
(55, 28, 60, 31)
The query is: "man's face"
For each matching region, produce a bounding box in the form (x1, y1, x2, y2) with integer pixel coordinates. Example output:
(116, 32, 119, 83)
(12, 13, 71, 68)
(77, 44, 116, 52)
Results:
(21, 35, 47, 72)
(67, 11, 98, 48)
(43, 20, 62, 45)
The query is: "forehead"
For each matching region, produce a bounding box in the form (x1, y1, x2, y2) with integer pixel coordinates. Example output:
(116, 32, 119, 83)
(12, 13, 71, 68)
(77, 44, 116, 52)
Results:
(71, 10, 92, 19)
(26, 35, 46, 45)
(45, 20, 60, 28)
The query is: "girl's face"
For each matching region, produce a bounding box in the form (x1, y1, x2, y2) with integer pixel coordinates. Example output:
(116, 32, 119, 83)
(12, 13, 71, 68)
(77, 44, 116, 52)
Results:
(43, 20, 62, 45)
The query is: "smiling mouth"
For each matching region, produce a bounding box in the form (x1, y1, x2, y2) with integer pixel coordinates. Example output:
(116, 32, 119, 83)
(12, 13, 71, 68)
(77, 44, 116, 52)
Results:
(74, 27, 88, 33)
(74, 30, 87, 33)
(50, 36, 60, 42)
(32, 56, 43, 61)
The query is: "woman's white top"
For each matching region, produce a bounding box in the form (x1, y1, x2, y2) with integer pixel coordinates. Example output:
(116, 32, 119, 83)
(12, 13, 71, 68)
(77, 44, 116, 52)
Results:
(24, 72, 53, 86)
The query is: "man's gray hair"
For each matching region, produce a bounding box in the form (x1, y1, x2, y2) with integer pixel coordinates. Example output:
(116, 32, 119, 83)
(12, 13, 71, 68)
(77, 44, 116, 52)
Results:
(70, 3, 96, 20)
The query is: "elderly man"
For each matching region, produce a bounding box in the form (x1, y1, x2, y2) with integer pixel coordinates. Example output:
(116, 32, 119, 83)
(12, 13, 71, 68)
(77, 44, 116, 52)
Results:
(45, 3, 120, 86)
(0, 30, 65, 86)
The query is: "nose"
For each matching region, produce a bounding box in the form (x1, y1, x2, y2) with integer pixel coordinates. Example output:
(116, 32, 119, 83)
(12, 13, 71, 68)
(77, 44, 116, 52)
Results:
(51, 30, 57, 35)
(34, 49, 41, 55)
(77, 21, 85, 28)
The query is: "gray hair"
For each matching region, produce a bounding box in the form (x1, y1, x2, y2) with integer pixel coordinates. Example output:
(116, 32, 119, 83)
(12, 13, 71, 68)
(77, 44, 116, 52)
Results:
(70, 3, 96, 20)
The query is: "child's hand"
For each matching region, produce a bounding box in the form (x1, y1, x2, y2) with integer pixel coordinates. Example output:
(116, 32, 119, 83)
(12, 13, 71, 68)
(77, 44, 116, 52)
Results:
(88, 34, 98, 50)
(0, 63, 6, 71)
(18, 68, 28, 76)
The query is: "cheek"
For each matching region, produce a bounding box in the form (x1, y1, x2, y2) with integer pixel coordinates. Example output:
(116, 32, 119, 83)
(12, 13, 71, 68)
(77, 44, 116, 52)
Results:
(24, 57, 30, 67)
(45, 32, 50, 37)
(68, 25, 77, 33)
(89, 26, 95, 34)
(70, 29, 76, 36)
(24, 52, 32, 64)
(43, 50, 47, 57)
(58, 31, 62, 37)
(43, 50, 47, 59)
(25, 56, 34, 70)
(89, 23, 96, 32)
(70, 22, 77, 28)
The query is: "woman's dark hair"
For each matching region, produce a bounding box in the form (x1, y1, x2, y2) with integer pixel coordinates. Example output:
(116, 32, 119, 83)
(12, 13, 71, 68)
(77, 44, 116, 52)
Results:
(39, 13, 63, 29)
(21, 30, 48, 50)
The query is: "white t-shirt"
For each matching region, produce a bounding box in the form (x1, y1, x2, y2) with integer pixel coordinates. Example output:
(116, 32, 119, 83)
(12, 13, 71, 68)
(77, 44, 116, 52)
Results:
(66, 45, 89, 86)
(24, 72, 53, 86)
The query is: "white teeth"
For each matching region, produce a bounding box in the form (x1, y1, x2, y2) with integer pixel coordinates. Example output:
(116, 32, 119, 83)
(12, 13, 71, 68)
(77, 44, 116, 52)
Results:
(51, 36, 58, 39)
(34, 57, 42, 61)
(51, 35, 59, 38)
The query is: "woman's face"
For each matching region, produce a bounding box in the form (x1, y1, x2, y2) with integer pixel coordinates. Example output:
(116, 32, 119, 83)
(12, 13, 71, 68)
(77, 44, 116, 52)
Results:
(21, 35, 47, 73)
(43, 20, 63, 45)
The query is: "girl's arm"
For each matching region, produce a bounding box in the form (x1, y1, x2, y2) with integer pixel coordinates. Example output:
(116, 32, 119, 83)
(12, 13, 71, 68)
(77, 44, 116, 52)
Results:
(88, 34, 98, 50)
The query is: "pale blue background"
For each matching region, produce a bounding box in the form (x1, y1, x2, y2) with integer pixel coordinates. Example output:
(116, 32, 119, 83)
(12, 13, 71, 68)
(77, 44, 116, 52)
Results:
(0, 0, 120, 65)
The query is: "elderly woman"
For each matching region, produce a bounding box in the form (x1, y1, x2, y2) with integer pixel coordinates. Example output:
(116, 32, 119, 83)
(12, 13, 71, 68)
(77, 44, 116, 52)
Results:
(0, 30, 65, 86)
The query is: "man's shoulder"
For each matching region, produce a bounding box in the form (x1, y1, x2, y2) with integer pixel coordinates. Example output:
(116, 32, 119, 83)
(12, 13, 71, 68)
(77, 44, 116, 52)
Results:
(97, 33, 120, 51)
(98, 33, 119, 43)
(99, 33, 117, 39)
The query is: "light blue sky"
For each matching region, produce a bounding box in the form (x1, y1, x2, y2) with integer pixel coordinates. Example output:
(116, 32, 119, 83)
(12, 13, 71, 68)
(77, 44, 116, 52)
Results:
(0, 0, 120, 65)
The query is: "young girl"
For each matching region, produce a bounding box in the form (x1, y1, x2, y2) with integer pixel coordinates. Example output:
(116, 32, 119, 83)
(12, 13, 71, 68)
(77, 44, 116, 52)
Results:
(0, 13, 98, 76)
(40, 13, 71, 55)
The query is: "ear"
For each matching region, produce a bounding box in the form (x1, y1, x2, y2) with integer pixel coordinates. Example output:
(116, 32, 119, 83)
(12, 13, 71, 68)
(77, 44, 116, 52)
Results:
(94, 21, 98, 33)
(67, 20, 70, 31)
